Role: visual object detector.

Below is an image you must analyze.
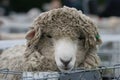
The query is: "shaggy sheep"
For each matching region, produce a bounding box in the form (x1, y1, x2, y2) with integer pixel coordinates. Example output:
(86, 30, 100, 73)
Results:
(0, 6, 102, 79)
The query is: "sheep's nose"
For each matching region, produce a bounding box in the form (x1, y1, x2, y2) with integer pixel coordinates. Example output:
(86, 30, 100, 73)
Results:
(60, 58, 71, 67)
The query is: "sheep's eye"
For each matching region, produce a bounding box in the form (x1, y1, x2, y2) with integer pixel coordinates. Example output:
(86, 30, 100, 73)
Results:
(79, 36, 85, 40)
(41, 34, 45, 38)
(46, 35, 52, 38)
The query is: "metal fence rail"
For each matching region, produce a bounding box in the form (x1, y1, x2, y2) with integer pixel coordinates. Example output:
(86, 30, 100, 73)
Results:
(1, 64, 120, 80)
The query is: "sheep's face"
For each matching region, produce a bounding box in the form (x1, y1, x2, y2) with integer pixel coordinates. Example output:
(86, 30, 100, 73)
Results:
(43, 26, 86, 72)
(26, 27, 85, 72)
(26, 7, 101, 72)
(54, 38, 78, 72)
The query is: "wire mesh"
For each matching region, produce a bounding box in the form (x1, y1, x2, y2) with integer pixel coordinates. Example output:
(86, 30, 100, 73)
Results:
(98, 41, 120, 66)
(0, 64, 120, 80)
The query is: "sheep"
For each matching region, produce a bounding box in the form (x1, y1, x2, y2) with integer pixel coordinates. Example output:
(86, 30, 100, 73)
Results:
(0, 6, 102, 80)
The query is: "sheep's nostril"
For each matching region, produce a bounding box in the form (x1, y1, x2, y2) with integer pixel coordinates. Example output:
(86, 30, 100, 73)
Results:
(60, 58, 71, 67)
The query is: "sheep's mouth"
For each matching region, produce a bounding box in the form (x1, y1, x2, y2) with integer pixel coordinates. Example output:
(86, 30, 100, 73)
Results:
(58, 66, 73, 72)
(62, 66, 70, 70)
(64, 67, 69, 70)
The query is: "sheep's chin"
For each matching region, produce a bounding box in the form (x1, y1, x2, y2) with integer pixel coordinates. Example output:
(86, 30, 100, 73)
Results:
(58, 66, 73, 72)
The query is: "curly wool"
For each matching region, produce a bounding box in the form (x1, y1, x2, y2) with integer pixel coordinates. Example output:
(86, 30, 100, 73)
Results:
(0, 6, 102, 80)
(25, 6, 102, 70)
(28, 6, 101, 49)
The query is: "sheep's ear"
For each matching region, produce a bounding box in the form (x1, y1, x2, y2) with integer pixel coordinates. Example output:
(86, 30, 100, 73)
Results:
(96, 34, 102, 45)
(25, 29, 35, 40)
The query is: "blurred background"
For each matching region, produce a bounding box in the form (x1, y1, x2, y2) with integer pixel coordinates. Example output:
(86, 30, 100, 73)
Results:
(0, 0, 120, 67)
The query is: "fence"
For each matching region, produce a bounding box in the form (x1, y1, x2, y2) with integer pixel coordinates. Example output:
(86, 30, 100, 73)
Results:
(0, 65, 120, 80)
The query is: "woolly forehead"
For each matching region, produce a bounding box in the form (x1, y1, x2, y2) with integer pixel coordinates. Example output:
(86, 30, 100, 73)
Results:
(26, 7, 101, 48)
(33, 8, 89, 39)
(27, 7, 102, 47)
